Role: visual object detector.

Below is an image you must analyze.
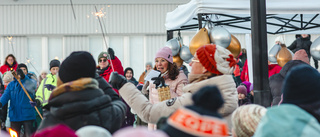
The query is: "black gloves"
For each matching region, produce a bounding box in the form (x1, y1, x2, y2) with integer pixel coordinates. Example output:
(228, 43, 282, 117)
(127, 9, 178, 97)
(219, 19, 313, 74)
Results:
(151, 76, 165, 88)
(44, 84, 56, 91)
(108, 48, 115, 60)
(30, 99, 42, 107)
(109, 72, 127, 90)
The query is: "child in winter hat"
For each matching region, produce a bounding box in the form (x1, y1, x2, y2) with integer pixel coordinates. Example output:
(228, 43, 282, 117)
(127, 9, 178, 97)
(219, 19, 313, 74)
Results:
(237, 85, 251, 106)
(161, 86, 229, 137)
(232, 104, 267, 137)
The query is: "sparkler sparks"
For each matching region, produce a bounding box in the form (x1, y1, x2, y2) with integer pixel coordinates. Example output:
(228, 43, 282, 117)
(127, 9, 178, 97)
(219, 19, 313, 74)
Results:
(92, 8, 106, 18)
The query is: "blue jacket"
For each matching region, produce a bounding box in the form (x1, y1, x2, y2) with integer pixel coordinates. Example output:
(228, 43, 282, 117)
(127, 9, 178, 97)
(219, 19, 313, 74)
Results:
(254, 104, 320, 137)
(0, 75, 37, 122)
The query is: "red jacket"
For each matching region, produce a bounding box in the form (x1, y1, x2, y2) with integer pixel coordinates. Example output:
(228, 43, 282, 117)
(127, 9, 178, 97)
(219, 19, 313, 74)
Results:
(97, 56, 124, 94)
(268, 64, 282, 77)
(240, 60, 249, 82)
(0, 62, 18, 74)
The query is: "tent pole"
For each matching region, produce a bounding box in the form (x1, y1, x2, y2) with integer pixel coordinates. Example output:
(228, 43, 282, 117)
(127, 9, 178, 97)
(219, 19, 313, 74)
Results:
(198, 14, 202, 29)
(167, 30, 173, 41)
(250, 0, 271, 107)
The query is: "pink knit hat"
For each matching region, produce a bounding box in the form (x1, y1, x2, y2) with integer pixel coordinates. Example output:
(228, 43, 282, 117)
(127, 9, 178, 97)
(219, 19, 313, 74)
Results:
(155, 47, 173, 64)
(293, 49, 310, 64)
(237, 85, 247, 96)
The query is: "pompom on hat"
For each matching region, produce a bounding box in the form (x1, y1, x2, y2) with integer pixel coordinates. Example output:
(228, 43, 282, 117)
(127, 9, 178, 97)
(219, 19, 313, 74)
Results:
(155, 47, 173, 64)
(161, 86, 229, 137)
(232, 104, 267, 137)
(196, 44, 236, 75)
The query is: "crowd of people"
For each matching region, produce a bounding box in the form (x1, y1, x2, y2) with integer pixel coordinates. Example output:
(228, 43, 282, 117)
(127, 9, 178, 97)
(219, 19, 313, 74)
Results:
(0, 34, 319, 137)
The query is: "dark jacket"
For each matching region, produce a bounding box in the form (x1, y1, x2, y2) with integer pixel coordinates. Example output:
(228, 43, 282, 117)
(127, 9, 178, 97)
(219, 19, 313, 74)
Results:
(128, 77, 139, 86)
(269, 60, 307, 106)
(37, 78, 126, 133)
(288, 36, 312, 57)
(95, 73, 120, 101)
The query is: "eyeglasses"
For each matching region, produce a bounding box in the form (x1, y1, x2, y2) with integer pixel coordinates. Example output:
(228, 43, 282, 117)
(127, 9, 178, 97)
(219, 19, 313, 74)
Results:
(99, 59, 107, 62)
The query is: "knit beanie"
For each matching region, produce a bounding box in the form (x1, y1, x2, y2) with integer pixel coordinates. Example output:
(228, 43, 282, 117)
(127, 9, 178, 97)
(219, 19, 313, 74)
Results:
(113, 127, 168, 137)
(161, 86, 228, 137)
(237, 85, 247, 96)
(124, 67, 134, 77)
(242, 81, 251, 94)
(155, 47, 173, 64)
(17, 63, 28, 73)
(76, 125, 112, 137)
(59, 51, 96, 83)
(2, 72, 13, 82)
(231, 104, 267, 137)
(146, 62, 153, 67)
(293, 49, 309, 64)
(33, 124, 77, 137)
(196, 44, 236, 75)
(49, 59, 60, 70)
(282, 64, 320, 105)
(97, 51, 109, 62)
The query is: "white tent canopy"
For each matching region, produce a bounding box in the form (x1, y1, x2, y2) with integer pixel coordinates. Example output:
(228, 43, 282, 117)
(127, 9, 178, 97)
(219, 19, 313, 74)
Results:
(165, 0, 320, 34)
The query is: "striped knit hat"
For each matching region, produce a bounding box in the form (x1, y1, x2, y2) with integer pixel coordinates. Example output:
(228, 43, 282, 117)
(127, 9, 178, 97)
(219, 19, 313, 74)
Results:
(231, 104, 267, 137)
(196, 44, 236, 75)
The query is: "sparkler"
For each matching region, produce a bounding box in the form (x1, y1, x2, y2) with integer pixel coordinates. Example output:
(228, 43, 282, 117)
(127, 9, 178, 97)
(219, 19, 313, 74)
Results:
(7, 36, 15, 55)
(94, 6, 114, 72)
(9, 128, 18, 137)
(26, 57, 40, 76)
(70, 0, 76, 20)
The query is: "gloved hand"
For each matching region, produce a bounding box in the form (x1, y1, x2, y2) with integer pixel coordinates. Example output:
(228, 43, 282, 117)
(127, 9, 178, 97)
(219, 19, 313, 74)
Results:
(109, 72, 127, 90)
(151, 77, 164, 88)
(108, 48, 115, 60)
(17, 69, 25, 80)
(29, 101, 37, 107)
(44, 84, 56, 91)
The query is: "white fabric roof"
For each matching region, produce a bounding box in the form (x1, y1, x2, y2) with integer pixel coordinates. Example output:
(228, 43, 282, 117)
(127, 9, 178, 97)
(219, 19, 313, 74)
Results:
(166, 0, 320, 34)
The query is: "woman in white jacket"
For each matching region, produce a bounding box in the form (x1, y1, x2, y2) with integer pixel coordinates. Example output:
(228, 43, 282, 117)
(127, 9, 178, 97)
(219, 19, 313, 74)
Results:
(110, 44, 238, 132)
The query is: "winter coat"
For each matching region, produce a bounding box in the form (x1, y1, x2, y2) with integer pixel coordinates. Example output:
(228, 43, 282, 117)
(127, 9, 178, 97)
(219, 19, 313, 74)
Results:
(240, 60, 249, 82)
(148, 71, 188, 105)
(268, 64, 282, 78)
(128, 77, 139, 86)
(36, 73, 57, 106)
(288, 36, 312, 57)
(37, 78, 127, 134)
(97, 56, 124, 83)
(0, 62, 18, 74)
(0, 75, 36, 122)
(269, 60, 307, 106)
(95, 73, 120, 101)
(138, 71, 147, 83)
(238, 97, 251, 106)
(254, 104, 320, 137)
(119, 74, 238, 130)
